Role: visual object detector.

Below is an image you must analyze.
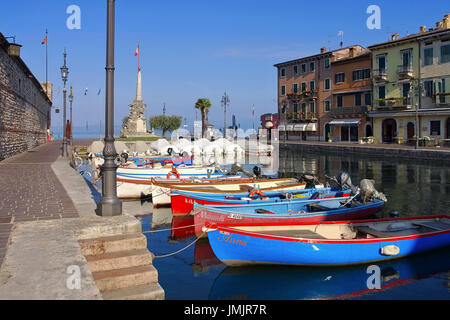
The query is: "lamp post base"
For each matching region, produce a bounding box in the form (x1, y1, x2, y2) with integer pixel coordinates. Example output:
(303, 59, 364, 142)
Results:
(96, 198, 122, 217)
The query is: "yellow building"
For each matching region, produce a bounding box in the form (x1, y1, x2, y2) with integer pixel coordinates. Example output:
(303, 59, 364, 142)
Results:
(369, 15, 450, 145)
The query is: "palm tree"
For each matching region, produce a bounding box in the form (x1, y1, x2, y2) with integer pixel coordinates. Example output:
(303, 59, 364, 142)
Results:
(194, 98, 212, 138)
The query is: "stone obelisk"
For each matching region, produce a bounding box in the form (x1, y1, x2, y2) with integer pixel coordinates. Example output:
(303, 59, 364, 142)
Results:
(120, 67, 150, 137)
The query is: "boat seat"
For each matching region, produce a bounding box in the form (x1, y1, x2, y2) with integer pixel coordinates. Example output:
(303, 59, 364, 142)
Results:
(412, 221, 450, 231)
(355, 226, 423, 238)
(262, 229, 326, 239)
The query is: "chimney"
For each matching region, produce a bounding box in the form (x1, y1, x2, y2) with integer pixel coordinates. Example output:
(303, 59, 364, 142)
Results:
(420, 25, 427, 33)
(349, 47, 355, 58)
(443, 14, 450, 29)
(391, 33, 399, 41)
(320, 47, 327, 53)
(436, 21, 443, 29)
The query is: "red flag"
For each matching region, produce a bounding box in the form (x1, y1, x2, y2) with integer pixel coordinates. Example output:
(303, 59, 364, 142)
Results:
(134, 44, 139, 56)
(41, 35, 48, 45)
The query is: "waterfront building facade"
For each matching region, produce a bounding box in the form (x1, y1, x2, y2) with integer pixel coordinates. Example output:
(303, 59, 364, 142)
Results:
(369, 15, 450, 144)
(275, 45, 365, 141)
(326, 50, 372, 142)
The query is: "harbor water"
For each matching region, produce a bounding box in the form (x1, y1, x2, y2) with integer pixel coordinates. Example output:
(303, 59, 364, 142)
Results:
(88, 148, 450, 299)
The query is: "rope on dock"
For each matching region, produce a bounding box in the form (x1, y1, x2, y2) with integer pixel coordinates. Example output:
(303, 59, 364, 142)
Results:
(152, 232, 206, 259)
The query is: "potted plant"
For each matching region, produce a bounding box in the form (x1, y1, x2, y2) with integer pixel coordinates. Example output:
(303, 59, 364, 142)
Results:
(327, 132, 332, 143)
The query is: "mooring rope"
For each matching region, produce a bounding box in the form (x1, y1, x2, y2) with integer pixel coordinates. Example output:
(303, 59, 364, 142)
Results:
(152, 231, 207, 259)
(142, 222, 203, 233)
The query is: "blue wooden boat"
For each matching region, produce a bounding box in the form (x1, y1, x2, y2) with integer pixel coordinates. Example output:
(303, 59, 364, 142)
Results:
(205, 215, 450, 266)
(171, 187, 351, 214)
(193, 198, 383, 235)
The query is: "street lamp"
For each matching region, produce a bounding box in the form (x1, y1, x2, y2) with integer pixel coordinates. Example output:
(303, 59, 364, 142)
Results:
(60, 50, 69, 157)
(96, 0, 122, 216)
(69, 86, 74, 145)
(221, 92, 230, 137)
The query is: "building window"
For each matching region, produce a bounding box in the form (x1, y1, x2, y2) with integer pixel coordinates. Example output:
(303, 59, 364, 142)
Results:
(441, 45, 450, 63)
(430, 120, 441, 136)
(324, 58, 330, 69)
(293, 83, 298, 93)
(355, 93, 362, 106)
(424, 47, 434, 66)
(335, 72, 345, 84)
(310, 61, 315, 72)
(377, 55, 386, 71)
(293, 65, 298, 75)
(281, 104, 287, 114)
(337, 95, 343, 108)
(293, 103, 298, 113)
(401, 49, 412, 68)
(301, 63, 306, 73)
(352, 69, 371, 81)
(301, 82, 307, 92)
(301, 103, 307, 113)
(280, 68, 286, 77)
(364, 92, 372, 106)
(309, 80, 315, 91)
(281, 85, 286, 96)
(324, 100, 331, 112)
(424, 80, 433, 97)
(378, 85, 386, 106)
(402, 83, 411, 98)
(309, 101, 315, 113)
(324, 78, 330, 91)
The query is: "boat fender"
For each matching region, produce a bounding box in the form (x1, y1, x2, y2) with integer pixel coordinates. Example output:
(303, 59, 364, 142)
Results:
(167, 167, 181, 179)
(249, 189, 265, 198)
(380, 245, 400, 256)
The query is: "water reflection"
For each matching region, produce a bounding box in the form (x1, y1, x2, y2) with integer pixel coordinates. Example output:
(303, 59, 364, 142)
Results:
(208, 248, 450, 300)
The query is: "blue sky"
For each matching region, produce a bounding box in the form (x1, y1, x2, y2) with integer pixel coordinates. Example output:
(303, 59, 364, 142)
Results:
(1, 0, 449, 136)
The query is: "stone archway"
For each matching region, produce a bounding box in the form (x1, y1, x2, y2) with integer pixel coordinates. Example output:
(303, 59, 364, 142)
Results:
(382, 119, 397, 143)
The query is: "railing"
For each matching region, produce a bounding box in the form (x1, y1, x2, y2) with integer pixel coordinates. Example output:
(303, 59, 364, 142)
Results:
(373, 69, 388, 81)
(397, 65, 414, 78)
(328, 106, 369, 116)
(376, 97, 412, 108)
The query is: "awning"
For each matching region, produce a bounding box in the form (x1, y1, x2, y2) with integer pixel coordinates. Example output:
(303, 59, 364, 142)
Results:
(328, 119, 361, 126)
(278, 125, 286, 131)
(293, 124, 307, 131)
(306, 123, 317, 131)
(286, 124, 294, 131)
(265, 121, 274, 129)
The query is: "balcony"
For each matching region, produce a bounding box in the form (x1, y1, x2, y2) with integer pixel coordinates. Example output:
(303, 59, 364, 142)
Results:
(397, 65, 414, 79)
(373, 69, 388, 82)
(328, 106, 369, 116)
(302, 90, 318, 100)
(434, 92, 450, 106)
(376, 97, 412, 109)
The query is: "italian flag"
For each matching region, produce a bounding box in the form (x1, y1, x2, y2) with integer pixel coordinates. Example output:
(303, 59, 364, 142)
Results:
(134, 43, 139, 56)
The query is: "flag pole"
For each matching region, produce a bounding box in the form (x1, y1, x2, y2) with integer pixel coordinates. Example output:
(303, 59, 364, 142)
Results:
(137, 40, 140, 72)
(45, 29, 48, 93)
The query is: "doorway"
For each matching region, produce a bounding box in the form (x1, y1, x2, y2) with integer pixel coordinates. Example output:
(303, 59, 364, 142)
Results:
(382, 119, 397, 143)
(407, 122, 415, 140)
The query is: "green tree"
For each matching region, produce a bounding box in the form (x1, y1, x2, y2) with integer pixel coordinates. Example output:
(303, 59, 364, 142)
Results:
(194, 98, 212, 138)
(122, 116, 129, 129)
(149, 115, 182, 137)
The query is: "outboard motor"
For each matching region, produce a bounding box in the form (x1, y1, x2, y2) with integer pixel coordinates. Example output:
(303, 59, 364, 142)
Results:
(226, 164, 254, 177)
(300, 173, 317, 189)
(359, 179, 388, 203)
(167, 147, 173, 156)
(253, 166, 262, 177)
(120, 152, 129, 163)
(336, 172, 358, 194)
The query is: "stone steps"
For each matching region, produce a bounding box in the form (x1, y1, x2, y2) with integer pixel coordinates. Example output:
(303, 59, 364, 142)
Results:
(79, 233, 164, 300)
(79, 233, 148, 256)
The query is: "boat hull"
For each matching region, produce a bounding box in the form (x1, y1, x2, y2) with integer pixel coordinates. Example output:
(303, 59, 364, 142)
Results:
(206, 215, 450, 266)
(194, 200, 382, 235)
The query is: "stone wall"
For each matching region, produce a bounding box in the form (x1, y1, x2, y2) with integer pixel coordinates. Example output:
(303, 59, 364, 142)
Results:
(0, 34, 52, 160)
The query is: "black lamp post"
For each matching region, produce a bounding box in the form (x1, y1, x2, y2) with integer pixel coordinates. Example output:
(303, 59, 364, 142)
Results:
(60, 50, 69, 158)
(221, 92, 230, 137)
(69, 86, 74, 146)
(96, 0, 122, 216)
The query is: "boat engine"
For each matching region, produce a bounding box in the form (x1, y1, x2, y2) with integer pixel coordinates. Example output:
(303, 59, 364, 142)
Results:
(253, 166, 262, 177)
(226, 164, 254, 177)
(359, 179, 387, 203)
(336, 172, 358, 194)
(300, 173, 317, 189)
